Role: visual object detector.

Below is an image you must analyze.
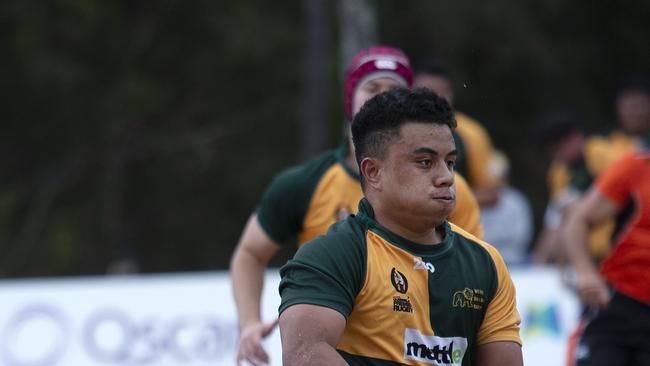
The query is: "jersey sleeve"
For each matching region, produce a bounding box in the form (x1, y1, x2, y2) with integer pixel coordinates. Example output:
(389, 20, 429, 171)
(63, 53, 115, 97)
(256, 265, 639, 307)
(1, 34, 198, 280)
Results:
(476, 245, 522, 346)
(595, 152, 636, 207)
(278, 222, 366, 319)
(256, 165, 320, 245)
(455, 112, 501, 189)
(449, 173, 484, 238)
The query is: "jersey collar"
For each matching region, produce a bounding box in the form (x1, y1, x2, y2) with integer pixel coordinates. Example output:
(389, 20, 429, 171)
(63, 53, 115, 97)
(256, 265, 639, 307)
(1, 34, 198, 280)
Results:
(355, 198, 454, 257)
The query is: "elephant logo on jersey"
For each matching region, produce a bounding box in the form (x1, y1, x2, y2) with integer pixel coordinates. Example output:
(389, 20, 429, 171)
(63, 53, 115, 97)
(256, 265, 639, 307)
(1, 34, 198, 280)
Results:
(452, 288, 485, 310)
(390, 267, 409, 294)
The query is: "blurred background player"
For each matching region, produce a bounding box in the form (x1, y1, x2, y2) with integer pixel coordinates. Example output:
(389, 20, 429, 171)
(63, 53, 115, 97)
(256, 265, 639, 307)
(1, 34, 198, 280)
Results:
(414, 58, 504, 208)
(533, 79, 650, 267)
(555, 78, 650, 365)
(531, 110, 597, 264)
(563, 133, 650, 365)
(229, 46, 483, 366)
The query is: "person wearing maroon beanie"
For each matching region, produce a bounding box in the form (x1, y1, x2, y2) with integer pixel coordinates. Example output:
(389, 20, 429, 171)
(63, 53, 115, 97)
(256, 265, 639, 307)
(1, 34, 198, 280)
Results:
(230, 46, 483, 366)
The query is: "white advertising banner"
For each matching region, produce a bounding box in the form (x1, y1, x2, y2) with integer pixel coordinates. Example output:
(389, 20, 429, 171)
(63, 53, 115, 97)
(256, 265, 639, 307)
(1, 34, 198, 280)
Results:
(0, 267, 577, 366)
(513, 266, 580, 366)
(0, 272, 281, 366)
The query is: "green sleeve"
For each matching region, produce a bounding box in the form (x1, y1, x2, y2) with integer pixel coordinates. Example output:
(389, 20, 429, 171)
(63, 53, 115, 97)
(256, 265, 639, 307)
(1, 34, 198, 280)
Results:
(256, 152, 336, 245)
(278, 219, 367, 318)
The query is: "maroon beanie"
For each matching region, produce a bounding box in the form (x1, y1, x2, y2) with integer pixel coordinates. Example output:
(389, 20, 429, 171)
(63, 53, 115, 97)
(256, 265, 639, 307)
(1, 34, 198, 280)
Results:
(344, 46, 413, 120)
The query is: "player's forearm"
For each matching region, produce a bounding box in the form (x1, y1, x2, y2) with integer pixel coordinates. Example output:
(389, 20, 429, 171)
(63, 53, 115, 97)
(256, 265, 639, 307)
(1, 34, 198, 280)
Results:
(476, 341, 523, 366)
(563, 214, 596, 274)
(230, 248, 267, 328)
(283, 341, 349, 366)
(531, 228, 560, 263)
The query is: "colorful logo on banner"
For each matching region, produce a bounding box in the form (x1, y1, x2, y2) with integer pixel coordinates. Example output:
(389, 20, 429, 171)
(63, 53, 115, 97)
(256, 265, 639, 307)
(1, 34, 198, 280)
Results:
(523, 302, 561, 339)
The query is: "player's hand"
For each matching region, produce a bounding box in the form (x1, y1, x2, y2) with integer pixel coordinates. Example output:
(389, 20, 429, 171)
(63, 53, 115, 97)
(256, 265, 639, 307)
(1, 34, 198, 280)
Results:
(575, 269, 610, 308)
(235, 318, 279, 366)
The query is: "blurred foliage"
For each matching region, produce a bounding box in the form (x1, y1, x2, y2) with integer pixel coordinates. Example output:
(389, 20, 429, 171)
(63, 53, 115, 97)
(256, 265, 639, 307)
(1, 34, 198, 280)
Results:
(0, 0, 304, 276)
(0, 0, 648, 277)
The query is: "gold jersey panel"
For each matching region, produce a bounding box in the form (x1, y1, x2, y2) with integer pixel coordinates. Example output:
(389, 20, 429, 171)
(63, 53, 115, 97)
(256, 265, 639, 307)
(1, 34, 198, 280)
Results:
(338, 230, 433, 364)
(298, 163, 363, 245)
(455, 112, 501, 189)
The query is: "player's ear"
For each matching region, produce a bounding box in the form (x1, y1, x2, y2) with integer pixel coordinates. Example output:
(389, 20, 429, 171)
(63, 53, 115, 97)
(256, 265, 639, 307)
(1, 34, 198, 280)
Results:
(360, 157, 382, 190)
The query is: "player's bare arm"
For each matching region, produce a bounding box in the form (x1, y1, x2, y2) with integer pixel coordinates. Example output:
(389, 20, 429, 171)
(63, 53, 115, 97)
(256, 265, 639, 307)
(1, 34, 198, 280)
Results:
(563, 187, 619, 307)
(476, 341, 523, 366)
(279, 304, 348, 366)
(230, 213, 282, 365)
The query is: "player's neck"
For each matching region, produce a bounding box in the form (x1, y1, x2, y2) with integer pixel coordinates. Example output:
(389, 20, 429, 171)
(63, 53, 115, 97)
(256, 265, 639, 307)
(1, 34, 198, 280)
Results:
(373, 207, 445, 245)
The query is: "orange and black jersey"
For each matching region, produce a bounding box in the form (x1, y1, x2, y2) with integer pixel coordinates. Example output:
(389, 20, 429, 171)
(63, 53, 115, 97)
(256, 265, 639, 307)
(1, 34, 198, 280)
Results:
(279, 199, 521, 366)
(257, 143, 483, 247)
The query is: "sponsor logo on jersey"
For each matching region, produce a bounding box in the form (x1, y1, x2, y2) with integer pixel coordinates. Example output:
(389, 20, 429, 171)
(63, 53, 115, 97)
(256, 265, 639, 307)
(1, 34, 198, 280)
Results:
(403, 328, 467, 365)
(452, 288, 485, 310)
(390, 267, 408, 294)
(393, 296, 413, 313)
(413, 256, 435, 273)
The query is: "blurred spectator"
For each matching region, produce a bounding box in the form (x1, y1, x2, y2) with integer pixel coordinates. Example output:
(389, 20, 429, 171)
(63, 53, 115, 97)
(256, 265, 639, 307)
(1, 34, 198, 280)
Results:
(480, 150, 533, 265)
(414, 59, 504, 207)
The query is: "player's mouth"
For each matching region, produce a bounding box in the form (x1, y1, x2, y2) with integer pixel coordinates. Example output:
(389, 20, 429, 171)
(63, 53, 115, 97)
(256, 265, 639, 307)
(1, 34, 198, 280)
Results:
(431, 194, 455, 202)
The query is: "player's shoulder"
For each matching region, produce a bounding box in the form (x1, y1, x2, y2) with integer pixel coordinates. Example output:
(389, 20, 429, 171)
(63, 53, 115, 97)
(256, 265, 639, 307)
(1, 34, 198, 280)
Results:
(265, 150, 339, 204)
(291, 215, 368, 276)
(450, 222, 506, 269)
(276, 149, 339, 182)
(300, 215, 366, 253)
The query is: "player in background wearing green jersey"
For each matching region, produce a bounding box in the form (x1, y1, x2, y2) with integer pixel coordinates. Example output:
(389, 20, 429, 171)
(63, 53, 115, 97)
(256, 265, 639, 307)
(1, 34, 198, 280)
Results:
(279, 88, 522, 366)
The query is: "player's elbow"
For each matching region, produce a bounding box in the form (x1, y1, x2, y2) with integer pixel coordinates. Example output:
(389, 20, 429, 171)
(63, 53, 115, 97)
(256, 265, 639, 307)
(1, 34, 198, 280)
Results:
(282, 342, 335, 366)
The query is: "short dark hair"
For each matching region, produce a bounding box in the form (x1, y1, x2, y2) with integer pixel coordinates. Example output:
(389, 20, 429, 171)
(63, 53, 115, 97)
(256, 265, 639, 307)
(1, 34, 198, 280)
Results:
(351, 88, 456, 167)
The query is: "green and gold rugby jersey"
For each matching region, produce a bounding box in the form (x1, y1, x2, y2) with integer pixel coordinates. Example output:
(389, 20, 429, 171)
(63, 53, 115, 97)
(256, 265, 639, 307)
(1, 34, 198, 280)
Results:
(257, 144, 361, 246)
(279, 199, 521, 366)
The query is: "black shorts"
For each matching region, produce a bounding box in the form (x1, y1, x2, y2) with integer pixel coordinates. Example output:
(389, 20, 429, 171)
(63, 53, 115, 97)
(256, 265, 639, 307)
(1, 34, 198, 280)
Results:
(576, 292, 650, 366)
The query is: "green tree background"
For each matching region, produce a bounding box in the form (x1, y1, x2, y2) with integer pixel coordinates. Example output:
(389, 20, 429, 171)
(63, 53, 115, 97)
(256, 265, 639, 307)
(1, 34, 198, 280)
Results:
(0, 0, 648, 277)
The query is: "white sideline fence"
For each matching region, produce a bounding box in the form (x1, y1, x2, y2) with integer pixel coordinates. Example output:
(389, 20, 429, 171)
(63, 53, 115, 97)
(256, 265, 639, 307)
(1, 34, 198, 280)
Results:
(0, 266, 578, 366)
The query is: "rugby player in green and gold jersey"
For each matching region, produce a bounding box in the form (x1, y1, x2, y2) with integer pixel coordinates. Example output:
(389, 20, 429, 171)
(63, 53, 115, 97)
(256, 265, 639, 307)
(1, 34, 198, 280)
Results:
(279, 88, 522, 366)
(231, 46, 484, 366)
